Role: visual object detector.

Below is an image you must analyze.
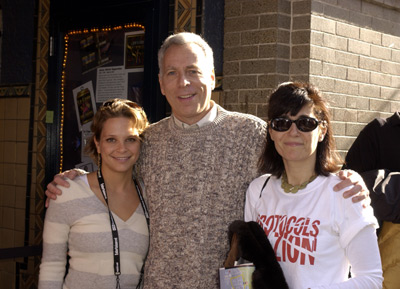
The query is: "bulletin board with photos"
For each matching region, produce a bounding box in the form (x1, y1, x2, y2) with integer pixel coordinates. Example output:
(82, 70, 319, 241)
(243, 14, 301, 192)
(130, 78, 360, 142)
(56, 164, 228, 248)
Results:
(61, 23, 145, 172)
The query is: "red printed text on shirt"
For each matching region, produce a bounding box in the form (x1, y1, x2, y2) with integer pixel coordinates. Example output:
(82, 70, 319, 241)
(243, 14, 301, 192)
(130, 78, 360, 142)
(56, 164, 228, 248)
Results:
(257, 214, 321, 265)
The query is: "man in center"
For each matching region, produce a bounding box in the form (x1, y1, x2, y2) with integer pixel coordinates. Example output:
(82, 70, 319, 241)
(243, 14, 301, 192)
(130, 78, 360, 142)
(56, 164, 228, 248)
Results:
(137, 32, 368, 288)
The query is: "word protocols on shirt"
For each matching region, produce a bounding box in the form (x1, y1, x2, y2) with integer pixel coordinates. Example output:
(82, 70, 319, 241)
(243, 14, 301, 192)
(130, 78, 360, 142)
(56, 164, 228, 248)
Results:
(257, 214, 320, 265)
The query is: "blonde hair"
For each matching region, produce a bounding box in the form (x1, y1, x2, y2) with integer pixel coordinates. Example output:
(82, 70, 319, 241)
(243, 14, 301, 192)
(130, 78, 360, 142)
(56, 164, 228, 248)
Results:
(85, 98, 149, 161)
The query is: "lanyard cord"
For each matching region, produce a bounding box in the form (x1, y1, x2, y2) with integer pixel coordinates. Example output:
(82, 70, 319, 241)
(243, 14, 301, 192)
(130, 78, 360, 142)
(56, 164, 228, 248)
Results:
(97, 169, 121, 289)
(97, 169, 150, 289)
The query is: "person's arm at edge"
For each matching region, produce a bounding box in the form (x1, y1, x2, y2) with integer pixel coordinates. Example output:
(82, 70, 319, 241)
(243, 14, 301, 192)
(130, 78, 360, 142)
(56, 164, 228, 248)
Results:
(44, 169, 88, 207)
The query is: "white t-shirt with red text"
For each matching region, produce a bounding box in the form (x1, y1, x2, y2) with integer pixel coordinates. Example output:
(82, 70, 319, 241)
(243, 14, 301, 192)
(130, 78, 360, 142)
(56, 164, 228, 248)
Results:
(245, 173, 381, 289)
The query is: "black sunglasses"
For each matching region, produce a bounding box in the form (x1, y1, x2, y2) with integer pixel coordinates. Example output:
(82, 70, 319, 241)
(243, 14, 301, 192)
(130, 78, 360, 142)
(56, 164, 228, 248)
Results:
(270, 116, 325, 132)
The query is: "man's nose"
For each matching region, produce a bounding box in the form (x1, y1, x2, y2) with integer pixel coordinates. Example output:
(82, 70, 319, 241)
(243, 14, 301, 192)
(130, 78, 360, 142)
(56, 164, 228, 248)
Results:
(178, 73, 190, 87)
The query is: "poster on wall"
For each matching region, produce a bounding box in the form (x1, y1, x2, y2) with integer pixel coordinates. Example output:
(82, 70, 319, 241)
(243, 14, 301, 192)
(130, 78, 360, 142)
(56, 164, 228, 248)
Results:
(62, 25, 145, 171)
(96, 66, 128, 102)
(124, 31, 145, 69)
(72, 81, 96, 131)
(80, 32, 112, 74)
(124, 30, 145, 104)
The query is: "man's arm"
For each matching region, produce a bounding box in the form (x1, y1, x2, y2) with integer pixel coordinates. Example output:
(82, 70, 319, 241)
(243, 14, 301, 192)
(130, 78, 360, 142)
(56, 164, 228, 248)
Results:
(45, 169, 87, 207)
(334, 170, 370, 207)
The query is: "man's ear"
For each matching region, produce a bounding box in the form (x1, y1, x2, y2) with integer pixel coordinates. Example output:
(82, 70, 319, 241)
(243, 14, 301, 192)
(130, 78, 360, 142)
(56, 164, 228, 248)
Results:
(211, 69, 216, 91)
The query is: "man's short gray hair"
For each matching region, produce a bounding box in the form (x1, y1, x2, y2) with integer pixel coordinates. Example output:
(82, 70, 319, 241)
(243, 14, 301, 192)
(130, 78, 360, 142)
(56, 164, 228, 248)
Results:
(158, 32, 214, 75)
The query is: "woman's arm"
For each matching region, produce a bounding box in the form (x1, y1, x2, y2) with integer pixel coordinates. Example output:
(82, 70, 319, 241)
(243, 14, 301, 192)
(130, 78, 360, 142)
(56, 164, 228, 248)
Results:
(310, 225, 383, 289)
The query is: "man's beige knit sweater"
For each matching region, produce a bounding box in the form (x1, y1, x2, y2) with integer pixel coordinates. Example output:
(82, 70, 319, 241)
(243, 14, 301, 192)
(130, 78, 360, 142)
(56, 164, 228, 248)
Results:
(138, 105, 267, 288)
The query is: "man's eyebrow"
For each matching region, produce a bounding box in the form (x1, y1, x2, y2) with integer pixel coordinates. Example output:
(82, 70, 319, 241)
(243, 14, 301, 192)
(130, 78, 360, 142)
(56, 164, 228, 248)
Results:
(164, 65, 176, 70)
(164, 64, 200, 70)
(186, 64, 201, 70)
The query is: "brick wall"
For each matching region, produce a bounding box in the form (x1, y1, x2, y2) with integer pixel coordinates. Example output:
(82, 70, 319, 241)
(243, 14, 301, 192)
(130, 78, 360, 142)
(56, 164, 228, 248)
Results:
(223, 0, 400, 155)
(224, 0, 293, 118)
(310, 0, 400, 154)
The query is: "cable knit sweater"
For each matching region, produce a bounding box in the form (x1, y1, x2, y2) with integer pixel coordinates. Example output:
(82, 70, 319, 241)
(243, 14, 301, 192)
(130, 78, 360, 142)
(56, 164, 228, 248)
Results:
(137, 105, 267, 288)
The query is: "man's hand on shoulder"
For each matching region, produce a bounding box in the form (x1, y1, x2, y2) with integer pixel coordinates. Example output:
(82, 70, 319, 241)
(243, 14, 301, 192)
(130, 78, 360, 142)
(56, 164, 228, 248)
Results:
(334, 169, 371, 208)
(45, 169, 88, 207)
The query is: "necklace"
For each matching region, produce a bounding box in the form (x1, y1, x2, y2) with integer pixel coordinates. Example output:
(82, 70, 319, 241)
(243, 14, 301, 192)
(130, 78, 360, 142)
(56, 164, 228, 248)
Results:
(281, 171, 317, 194)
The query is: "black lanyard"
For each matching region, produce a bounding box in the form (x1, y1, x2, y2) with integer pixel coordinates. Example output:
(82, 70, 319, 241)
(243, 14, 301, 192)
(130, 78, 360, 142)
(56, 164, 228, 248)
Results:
(97, 169, 149, 289)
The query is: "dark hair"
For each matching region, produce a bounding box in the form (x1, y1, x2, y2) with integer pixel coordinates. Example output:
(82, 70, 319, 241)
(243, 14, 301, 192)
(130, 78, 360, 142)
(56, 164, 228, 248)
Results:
(258, 82, 343, 177)
(85, 98, 149, 161)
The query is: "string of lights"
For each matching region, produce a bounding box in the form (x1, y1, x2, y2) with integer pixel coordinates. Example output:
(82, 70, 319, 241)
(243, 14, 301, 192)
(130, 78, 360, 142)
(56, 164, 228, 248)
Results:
(59, 23, 145, 172)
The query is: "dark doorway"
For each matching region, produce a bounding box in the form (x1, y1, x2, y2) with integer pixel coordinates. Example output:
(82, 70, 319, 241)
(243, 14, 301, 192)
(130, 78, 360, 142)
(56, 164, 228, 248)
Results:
(46, 0, 169, 178)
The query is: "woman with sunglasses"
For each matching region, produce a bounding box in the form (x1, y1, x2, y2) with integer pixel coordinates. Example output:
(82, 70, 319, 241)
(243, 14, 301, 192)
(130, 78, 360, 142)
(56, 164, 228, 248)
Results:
(39, 99, 149, 289)
(245, 82, 382, 288)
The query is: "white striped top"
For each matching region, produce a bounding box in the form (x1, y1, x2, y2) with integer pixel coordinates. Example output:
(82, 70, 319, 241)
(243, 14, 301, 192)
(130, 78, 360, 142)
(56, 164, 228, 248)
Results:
(39, 175, 149, 289)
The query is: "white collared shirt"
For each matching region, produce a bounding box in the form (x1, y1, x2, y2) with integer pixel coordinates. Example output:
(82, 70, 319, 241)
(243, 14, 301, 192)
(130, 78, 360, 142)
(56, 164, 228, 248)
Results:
(173, 101, 218, 129)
